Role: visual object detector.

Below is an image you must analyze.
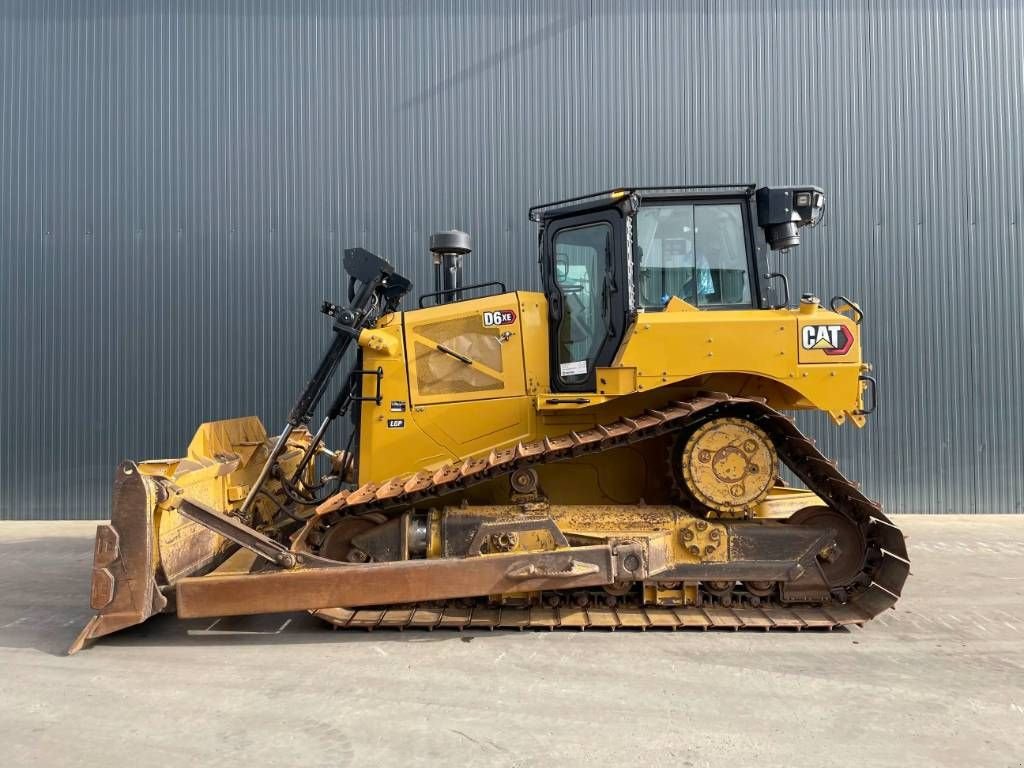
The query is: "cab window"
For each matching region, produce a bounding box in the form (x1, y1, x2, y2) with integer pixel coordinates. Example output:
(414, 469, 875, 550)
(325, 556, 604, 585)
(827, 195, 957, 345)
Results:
(552, 222, 611, 385)
(636, 202, 751, 309)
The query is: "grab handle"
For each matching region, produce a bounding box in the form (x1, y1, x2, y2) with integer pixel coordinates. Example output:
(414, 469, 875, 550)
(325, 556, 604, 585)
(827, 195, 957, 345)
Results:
(830, 295, 864, 325)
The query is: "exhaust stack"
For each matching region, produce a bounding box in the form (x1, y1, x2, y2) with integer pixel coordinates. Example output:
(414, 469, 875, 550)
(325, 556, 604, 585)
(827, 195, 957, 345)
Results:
(429, 229, 472, 304)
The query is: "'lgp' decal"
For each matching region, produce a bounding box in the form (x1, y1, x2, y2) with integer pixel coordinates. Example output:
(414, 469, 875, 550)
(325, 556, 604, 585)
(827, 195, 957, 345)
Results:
(801, 324, 853, 356)
(482, 309, 516, 327)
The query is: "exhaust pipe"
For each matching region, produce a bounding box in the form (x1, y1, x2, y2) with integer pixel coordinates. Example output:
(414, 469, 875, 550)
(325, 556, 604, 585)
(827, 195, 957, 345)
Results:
(430, 230, 472, 304)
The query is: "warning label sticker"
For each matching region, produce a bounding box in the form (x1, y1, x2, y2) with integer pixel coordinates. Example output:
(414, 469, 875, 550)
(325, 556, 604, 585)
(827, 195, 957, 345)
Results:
(559, 360, 588, 377)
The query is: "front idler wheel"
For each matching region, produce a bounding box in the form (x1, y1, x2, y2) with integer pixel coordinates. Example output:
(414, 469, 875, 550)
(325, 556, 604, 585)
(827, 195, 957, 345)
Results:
(787, 506, 867, 588)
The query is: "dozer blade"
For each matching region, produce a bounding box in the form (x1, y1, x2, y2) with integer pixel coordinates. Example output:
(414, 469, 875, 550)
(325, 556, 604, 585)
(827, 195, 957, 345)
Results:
(69, 462, 168, 654)
(69, 416, 293, 654)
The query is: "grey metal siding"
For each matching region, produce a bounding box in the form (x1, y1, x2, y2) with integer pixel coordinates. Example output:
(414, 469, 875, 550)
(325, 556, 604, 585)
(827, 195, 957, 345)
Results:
(1, 0, 1020, 519)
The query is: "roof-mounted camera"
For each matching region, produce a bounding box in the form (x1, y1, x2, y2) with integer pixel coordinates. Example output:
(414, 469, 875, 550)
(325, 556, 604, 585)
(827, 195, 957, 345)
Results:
(756, 185, 826, 250)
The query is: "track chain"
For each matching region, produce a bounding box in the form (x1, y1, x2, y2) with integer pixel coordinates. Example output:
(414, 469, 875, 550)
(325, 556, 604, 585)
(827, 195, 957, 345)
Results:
(314, 602, 875, 631)
(311, 393, 910, 628)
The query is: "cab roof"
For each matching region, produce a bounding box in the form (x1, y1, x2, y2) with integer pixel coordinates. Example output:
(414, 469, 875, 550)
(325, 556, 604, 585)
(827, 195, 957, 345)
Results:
(528, 184, 757, 223)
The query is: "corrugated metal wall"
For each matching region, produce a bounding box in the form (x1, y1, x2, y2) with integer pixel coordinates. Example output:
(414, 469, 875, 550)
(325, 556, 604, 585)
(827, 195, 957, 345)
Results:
(1, 0, 1021, 519)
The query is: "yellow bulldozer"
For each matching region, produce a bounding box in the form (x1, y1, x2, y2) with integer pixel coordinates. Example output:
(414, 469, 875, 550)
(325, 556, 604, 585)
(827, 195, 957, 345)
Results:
(71, 184, 908, 652)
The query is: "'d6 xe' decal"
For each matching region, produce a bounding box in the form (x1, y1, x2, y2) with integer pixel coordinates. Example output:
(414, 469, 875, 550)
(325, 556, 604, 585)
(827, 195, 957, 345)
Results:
(801, 324, 853, 356)
(482, 309, 517, 327)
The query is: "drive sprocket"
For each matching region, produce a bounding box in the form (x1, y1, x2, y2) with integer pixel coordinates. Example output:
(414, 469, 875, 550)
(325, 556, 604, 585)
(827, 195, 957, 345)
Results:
(670, 416, 777, 516)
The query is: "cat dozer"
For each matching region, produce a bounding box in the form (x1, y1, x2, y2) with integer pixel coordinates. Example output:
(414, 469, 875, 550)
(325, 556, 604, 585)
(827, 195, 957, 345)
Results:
(71, 185, 909, 652)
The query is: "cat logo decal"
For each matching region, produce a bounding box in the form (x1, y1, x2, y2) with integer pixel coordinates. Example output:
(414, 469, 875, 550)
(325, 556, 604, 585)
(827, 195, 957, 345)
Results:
(801, 324, 853, 356)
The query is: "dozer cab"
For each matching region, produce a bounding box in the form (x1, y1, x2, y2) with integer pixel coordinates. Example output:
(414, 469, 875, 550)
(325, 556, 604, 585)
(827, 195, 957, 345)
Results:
(71, 185, 908, 652)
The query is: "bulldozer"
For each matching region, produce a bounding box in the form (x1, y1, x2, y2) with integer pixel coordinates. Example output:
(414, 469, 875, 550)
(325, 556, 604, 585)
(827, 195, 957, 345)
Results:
(70, 184, 909, 652)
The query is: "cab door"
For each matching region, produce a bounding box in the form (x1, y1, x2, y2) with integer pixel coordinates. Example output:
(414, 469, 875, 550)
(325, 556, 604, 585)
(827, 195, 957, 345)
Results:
(541, 206, 630, 392)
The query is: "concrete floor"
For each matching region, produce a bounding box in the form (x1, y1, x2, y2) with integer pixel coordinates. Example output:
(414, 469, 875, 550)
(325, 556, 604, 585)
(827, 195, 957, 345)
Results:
(1, 517, 1022, 768)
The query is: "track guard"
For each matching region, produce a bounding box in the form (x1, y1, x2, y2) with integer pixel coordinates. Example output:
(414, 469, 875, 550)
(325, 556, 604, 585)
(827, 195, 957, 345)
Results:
(68, 462, 167, 654)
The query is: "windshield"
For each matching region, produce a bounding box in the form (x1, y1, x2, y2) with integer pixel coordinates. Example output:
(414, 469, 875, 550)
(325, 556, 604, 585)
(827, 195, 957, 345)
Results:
(636, 202, 751, 309)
